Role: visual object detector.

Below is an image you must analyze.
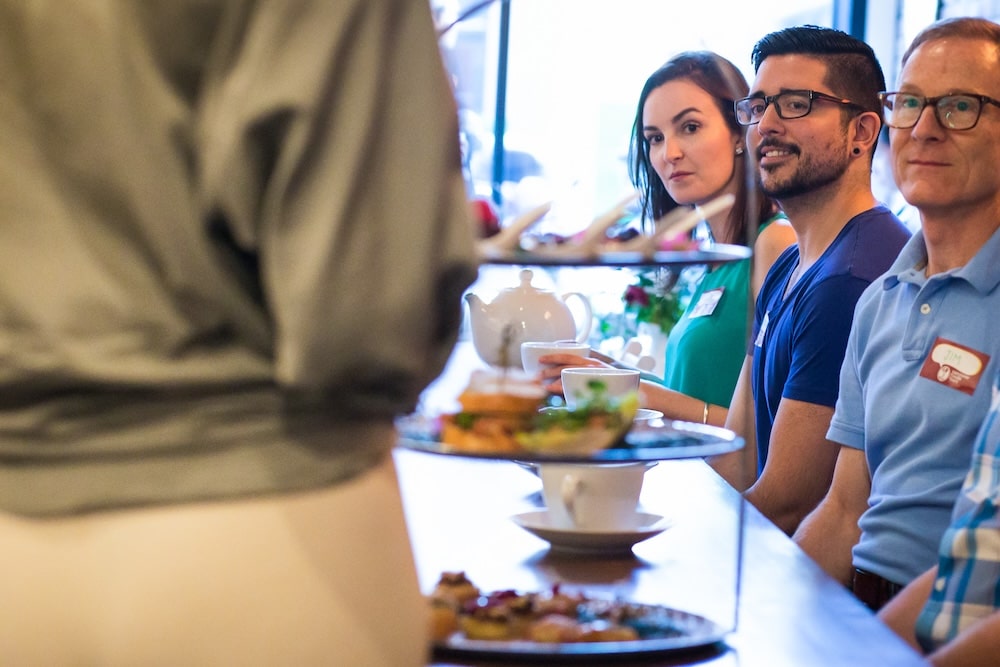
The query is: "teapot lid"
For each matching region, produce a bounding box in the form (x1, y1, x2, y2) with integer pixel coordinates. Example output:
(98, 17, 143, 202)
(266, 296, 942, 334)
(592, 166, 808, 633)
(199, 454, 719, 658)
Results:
(490, 268, 566, 312)
(504, 269, 549, 294)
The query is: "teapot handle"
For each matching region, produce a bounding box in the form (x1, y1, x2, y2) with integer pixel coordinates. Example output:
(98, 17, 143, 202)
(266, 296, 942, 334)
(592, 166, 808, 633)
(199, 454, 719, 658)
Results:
(561, 292, 593, 343)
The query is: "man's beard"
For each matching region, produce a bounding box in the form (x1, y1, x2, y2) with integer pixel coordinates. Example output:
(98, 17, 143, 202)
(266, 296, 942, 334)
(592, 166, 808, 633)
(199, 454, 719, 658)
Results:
(759, 144, 850, 200)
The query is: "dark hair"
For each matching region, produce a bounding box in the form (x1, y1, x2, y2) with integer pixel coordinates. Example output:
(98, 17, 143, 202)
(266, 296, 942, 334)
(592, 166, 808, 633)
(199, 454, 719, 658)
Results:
(627, 51, 776, 246)
(902, 17, 1000, 65)
(751, 25, 886, 120)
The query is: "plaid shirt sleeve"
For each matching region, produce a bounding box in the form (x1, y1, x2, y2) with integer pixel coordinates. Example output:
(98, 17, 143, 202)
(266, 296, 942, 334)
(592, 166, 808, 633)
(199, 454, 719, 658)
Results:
(916, 370, 1000, 652)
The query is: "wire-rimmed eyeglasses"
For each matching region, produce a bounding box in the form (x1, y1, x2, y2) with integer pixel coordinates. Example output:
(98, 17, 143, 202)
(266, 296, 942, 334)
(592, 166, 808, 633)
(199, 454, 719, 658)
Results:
(734, 90, 861, 126)
(878, 91, 1000, 131)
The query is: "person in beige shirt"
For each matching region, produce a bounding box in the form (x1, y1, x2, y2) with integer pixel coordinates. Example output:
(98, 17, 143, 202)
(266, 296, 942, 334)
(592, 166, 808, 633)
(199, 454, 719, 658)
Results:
(0, 1, 476, 665)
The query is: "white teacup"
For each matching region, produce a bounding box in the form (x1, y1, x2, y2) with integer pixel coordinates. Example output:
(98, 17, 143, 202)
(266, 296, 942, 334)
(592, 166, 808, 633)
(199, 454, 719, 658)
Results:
(539, 463, 652, 531)
(561, 367, 640, 409)
(521, 340, 591, 374)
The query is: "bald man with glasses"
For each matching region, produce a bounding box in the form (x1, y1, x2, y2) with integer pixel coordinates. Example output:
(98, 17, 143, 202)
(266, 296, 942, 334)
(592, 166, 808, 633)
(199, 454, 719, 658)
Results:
(708, 25, 910, 536)
(795, 18, 1000, 623)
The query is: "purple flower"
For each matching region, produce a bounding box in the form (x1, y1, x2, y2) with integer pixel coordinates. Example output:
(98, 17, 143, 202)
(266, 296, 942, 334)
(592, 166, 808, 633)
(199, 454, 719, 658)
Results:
(624, 285, 650, 306)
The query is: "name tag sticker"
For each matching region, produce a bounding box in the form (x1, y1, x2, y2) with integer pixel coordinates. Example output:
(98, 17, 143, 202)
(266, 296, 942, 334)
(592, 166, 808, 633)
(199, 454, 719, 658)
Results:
(919, 337, 991, 395)
(688, 288, 724, 319)
(754, 312, 770, 348)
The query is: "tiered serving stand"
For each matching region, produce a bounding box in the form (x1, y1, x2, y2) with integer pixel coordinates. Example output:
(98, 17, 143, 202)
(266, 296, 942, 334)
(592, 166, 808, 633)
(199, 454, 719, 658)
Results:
(397, 242, 752, 659)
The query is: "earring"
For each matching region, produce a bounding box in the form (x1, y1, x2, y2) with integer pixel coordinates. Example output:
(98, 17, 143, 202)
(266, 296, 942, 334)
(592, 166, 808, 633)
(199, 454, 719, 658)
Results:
(852, 147, 862, 155)
(735, 147, 744, 156)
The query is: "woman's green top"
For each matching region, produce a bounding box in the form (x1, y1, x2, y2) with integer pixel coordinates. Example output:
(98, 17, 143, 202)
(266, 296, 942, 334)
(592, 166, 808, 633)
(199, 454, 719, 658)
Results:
(660, 215, 784, 407)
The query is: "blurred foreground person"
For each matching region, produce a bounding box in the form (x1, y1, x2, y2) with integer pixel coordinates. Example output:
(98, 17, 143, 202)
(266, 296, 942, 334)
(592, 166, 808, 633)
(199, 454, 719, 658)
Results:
(0, 1, 476, 665)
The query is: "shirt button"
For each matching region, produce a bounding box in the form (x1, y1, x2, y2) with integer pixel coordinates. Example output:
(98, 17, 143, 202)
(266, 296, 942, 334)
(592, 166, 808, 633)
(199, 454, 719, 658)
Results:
(935, 577, 946, 591)
(920, 303, 932, 315)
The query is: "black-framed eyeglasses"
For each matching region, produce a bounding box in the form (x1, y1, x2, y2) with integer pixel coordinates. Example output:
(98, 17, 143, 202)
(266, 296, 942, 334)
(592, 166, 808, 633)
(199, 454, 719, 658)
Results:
(878, 91, 1000, 131)
(734, 89, 861, 126)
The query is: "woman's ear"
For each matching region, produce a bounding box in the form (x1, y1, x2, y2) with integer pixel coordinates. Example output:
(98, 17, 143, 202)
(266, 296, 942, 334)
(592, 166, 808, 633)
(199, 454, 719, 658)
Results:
(732, 132, 745, 156)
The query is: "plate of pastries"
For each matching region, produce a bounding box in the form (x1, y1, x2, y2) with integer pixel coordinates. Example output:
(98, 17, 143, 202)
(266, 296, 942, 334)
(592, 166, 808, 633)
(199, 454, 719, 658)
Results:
(395, 370, 743, 462)
(428, 571, 727, 658)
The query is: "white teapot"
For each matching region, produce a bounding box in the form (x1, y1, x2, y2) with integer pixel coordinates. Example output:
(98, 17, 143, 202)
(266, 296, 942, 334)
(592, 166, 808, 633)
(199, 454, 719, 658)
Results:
(465, 269, 593, 367)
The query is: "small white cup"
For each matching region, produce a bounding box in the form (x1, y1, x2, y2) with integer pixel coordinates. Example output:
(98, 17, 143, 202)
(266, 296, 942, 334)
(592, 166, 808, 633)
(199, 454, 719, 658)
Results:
(520, 340, 591, 374)
(539, 463, 652, 531)
(561, 367, 640, 409)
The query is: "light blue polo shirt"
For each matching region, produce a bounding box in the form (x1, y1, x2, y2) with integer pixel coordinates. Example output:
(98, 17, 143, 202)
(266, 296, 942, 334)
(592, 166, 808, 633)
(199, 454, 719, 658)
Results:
(828, 224, 1000, 586)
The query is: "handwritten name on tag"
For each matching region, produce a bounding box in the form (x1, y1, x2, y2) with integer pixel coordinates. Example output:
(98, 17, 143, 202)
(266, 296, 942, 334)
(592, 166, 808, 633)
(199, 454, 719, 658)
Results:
(919, 337, 991, 396)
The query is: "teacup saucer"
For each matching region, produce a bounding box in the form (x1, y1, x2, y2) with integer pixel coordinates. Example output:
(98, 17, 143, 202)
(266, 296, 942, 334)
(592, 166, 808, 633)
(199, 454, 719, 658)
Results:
(511, 510, 669, 555)
(539, 406, 663, 423)
(633, 408, 664, 421)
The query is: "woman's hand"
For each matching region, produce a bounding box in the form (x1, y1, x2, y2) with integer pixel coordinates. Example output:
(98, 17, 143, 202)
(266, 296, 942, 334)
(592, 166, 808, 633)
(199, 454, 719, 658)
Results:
(534, 353, 611, 396)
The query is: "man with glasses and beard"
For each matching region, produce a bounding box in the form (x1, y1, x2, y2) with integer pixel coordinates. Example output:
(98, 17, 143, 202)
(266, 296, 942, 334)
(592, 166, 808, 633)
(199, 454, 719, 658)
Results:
(709, 26, 910, 535)
(795, 18, 1000, 625)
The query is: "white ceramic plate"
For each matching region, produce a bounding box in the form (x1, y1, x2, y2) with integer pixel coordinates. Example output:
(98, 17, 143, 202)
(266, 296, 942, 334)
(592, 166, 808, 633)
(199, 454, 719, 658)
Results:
(511, 510, 669, 555)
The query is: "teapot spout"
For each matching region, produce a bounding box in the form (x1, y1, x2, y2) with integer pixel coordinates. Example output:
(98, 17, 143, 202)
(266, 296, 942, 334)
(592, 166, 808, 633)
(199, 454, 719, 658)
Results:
(464, 292, 484, 310)
(464, 292, 504, 366)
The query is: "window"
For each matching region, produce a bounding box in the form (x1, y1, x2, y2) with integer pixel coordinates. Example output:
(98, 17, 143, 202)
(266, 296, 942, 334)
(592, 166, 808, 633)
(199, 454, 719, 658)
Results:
(433, 1, 960, 352)
(435, 0, 834, 230)
(939, 0, 1000, 19)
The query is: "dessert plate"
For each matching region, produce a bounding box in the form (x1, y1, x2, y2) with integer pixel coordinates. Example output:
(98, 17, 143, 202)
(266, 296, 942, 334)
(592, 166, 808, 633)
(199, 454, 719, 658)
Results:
(511, 510, 669, 555)
(477, 243, 751, 267)
(434, 589, 727, 660)
(436, 605, 726, 659)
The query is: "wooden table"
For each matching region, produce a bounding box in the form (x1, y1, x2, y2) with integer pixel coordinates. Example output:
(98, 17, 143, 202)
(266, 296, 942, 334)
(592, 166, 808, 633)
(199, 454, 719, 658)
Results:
(397, 450, 928, 666)
(397, 342, 927, 666)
